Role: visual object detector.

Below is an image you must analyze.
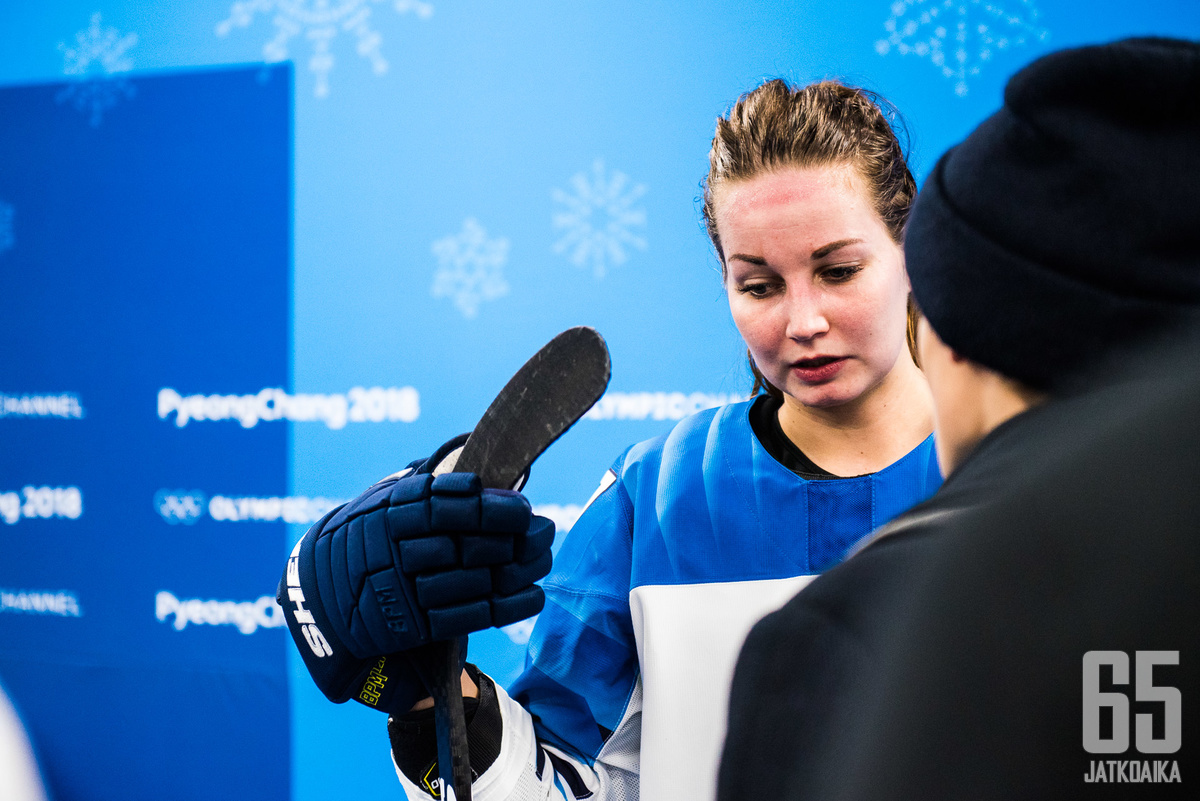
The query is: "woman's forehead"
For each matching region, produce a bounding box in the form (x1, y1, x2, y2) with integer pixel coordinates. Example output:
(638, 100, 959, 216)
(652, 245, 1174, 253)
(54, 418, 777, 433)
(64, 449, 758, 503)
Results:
(713, 165, 882, 245)
(715, 165, 867, 216)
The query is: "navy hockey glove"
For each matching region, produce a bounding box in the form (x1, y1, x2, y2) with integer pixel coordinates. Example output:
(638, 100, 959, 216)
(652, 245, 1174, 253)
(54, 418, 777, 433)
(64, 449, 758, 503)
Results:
(278, 435, 555, 715)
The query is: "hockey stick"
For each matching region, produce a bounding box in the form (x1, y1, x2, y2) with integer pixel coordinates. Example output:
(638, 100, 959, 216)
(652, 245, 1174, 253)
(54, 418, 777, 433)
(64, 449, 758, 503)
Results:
(418, 326, 611, 801)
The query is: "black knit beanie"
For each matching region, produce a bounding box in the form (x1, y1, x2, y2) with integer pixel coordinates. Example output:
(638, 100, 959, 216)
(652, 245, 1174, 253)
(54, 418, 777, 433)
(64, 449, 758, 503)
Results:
(905, 37, 1200, 393)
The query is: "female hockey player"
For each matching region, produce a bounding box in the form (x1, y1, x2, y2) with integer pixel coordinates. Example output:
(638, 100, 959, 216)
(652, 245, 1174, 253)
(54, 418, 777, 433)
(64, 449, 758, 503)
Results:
(718, 37, 1200, 800)
(280, 78, 942, 801)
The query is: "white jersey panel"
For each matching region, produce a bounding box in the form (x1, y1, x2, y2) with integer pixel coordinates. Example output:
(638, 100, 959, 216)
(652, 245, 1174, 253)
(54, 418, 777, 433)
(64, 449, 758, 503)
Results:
(629, 575, 815, 801)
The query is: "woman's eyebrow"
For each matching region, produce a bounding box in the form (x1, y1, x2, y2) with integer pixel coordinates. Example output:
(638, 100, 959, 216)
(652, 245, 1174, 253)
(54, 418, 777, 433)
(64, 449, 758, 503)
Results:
(811, 238, 863, 259)
(727, 253, 767, 265)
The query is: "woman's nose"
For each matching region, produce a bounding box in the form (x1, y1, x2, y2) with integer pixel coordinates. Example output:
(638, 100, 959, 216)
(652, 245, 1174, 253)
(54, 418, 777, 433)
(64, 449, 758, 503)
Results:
(784, 289, 830, 342)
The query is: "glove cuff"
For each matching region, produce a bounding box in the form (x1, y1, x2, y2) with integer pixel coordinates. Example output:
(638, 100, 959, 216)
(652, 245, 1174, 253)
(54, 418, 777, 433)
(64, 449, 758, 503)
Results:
(389, 665, 504, 789)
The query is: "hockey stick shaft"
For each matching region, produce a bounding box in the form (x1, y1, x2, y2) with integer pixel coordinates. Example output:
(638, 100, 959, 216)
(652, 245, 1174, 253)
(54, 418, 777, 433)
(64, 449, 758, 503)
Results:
(426, 327, 611, 800)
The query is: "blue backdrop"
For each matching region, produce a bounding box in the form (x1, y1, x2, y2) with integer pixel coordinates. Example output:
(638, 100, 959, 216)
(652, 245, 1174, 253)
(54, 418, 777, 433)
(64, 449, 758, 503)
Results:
(1, 2, 1197, 800)
(0, 64, 292, 798)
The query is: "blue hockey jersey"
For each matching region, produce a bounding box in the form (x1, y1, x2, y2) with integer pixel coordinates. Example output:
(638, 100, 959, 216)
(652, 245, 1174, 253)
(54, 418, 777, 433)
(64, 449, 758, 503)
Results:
(395, 399, 941, 800)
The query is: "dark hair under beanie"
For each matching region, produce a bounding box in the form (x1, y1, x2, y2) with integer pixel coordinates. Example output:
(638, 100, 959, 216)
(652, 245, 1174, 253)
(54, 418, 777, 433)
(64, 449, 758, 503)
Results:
(905, 37, 1200, 393)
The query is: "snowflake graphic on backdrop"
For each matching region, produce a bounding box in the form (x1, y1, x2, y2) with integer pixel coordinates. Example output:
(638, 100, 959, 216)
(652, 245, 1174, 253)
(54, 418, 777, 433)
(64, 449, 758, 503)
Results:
(875, 0, 1048, 97)
(552, 160, 647, 279)
(216, 0, 434, 98)
(0, 202, 13, 255)
(431, 218, 510, 319)
(57, 13, 138, 126)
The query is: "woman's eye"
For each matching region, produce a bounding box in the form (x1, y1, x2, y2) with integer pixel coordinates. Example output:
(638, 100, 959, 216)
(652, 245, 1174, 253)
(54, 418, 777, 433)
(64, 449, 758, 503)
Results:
(821, 264, 862, 283)
(738, 282, 779, 298)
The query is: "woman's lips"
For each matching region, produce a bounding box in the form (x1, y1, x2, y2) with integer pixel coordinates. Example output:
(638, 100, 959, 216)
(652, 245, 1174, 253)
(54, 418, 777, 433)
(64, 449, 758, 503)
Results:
(789, 356, 847, 383)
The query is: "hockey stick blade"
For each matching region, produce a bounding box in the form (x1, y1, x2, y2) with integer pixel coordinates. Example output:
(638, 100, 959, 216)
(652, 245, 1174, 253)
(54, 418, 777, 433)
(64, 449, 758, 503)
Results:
(425, 326, 611, 801)
(456, 326, 611, 485)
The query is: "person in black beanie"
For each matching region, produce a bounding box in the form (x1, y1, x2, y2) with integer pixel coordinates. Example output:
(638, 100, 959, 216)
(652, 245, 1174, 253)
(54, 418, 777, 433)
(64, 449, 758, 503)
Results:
(717, 36, 1200, 800)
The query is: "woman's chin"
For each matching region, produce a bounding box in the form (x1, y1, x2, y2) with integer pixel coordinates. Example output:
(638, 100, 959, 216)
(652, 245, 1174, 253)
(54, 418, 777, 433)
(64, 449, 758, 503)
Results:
(782, 383, 860, 410)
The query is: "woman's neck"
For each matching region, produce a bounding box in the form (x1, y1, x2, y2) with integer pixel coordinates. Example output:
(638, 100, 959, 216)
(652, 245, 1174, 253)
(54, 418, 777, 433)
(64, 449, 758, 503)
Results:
(777, 355, 935, 477)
